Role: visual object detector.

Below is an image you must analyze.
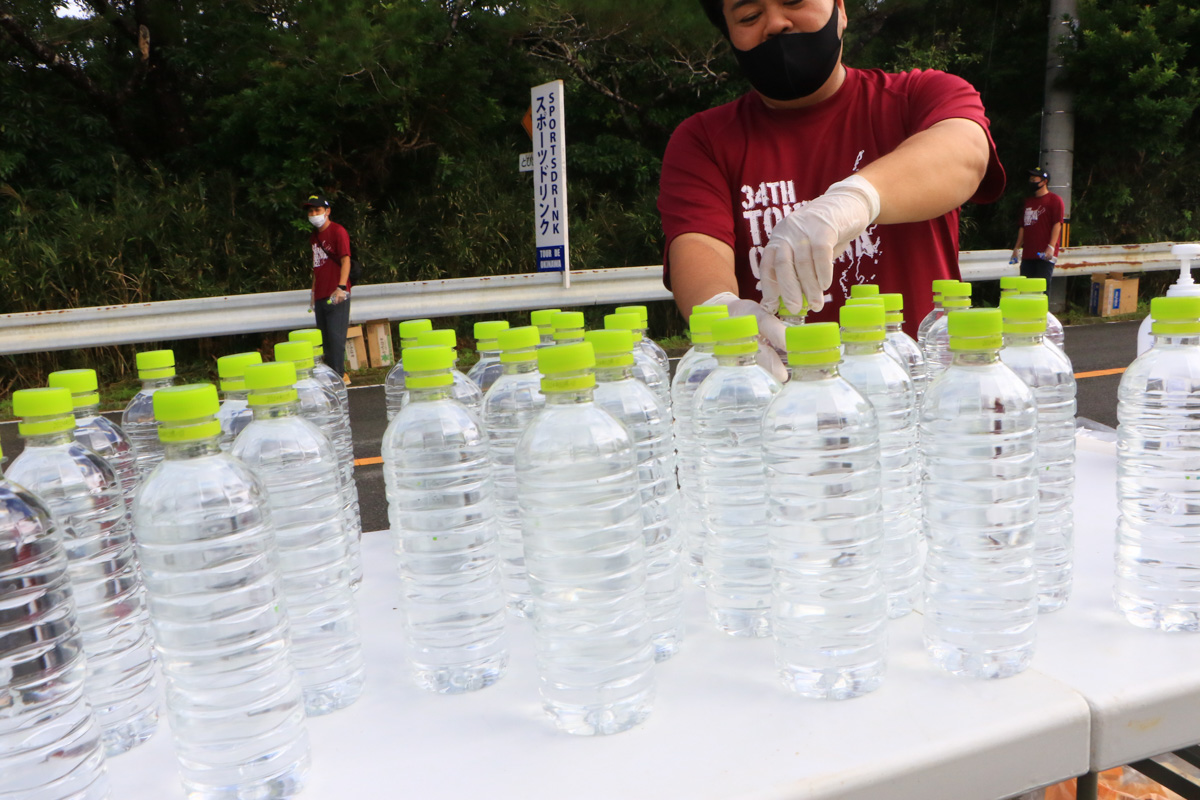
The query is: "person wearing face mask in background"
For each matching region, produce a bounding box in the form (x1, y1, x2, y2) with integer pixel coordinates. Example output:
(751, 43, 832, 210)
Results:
(1010, 167, 1065, 282)
(658, 0, 1006, 378)
(303, 194, 353, 383)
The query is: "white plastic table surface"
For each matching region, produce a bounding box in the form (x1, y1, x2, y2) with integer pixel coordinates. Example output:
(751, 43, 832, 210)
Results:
(1032, 442, 1200, 771)
(109, 533, 1090, 800)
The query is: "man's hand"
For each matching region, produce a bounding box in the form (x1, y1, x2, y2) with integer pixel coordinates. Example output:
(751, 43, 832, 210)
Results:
(329, 287, 350, 305)
(759, 175, 881, 314)
(1009, 249, 1020, 266)
(702, 292, 788, 382)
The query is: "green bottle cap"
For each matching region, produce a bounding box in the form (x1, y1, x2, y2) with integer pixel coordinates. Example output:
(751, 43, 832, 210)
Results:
(402, 346, 456, 390)
(538, 342, 596, 393)
(845, 296, 885, 307)
(778, 298, 807, 317)
(1017, 277, 1048, 295)
(48, 369, 100, 408)
(840, 304, 886, 343)
(217, 352, 264, 391)
(274, 340, 315, 370)
(398, 319, 434, 343)
(137, 349, 175, 379)
(1000, 276, 1024, 293)
(690, 310, 727, 344)
(786, 322, 841, 366)
(1000, 296, 1049, 335)
(417, 329, 457, 349)
(615, 306, 649, 324)
(585, 329, 635, 369)
(1151, 296, 1200, 335)
(289, 329, 325, 358)
(498, 326, 540, 364)
(941, 281, 972, 310)
(880, 293, 905, 324)
(244, 362, 299, 407)
(931, 279, 959, 297)
(551, 311, 585, 341)
(948, 309, 1003, 352)
(691, 304, 730, 317)
(849, 284, 880, 298)
(153, 384, 222, 443)
(530, 309, 562, 333)
(14, 387, 76, 436)
(712, 315, 759, 356)
(604, 313, 642, 332)
(474, 320, 510, 344)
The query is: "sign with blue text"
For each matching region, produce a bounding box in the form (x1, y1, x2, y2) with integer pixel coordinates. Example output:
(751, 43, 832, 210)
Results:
(531, 80, 569, 283)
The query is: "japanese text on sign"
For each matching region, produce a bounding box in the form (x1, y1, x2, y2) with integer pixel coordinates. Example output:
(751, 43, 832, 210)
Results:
(532, 80, 568, 275)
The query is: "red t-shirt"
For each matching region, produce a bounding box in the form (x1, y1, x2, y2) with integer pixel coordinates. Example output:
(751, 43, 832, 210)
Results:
(1020, 192, 1065, 260)
(310, 221, 352, 300)
(658, 67, 1005, 335)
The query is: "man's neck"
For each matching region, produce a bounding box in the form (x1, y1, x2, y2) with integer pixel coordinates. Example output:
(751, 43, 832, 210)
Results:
(757, 62, 847, 111)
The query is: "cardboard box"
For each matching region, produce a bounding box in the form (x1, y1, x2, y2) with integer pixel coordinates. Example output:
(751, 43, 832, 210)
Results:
(1089, 273, 1139, 317)
(345, 325, 365, 371)
(366, 320, 395, 368)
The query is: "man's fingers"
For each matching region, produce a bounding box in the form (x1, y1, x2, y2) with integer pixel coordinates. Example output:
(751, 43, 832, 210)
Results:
(755, 343, 788, 383)
(758, 247, 781, 315)
(791, 241, 824, 314)
(756, 311, 788, 351)
(769, 240, 810, 315)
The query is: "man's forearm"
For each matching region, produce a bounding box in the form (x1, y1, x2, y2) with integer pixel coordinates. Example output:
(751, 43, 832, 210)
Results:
(1048, 223, 1063, 256)
(857, 117, 990, 226)
(339, 256, 351, 286)
(667, 233, 739, 318)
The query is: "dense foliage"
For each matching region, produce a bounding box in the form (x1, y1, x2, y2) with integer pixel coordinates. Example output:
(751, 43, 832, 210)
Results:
(0, 0, 1197, 384)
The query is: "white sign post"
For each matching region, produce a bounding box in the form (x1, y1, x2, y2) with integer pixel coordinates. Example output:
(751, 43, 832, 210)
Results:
(531, 80, 569, 287)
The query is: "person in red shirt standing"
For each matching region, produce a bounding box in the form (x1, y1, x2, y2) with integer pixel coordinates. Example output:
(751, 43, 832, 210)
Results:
(303, 194, 353, 382)
(1010, 167, 1065, 282)
(658, 0, 1005, 374)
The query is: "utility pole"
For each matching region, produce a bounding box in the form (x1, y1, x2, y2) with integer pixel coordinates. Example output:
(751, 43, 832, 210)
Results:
(1040, 0, 1077, 311)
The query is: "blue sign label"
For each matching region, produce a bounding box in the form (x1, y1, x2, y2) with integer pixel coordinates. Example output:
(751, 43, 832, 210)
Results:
(1112, 288, 1121, 310)
(537, 246, 565, 272)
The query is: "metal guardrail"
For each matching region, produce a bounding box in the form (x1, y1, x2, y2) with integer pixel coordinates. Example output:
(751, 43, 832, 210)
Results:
(0, 242, 1188, 355)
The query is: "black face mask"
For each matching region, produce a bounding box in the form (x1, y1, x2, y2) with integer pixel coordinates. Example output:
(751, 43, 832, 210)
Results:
(731, 5, 843, 102)
(1027, 181, 1044, 196)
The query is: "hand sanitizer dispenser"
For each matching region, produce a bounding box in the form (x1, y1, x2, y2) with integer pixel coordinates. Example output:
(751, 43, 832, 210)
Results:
(1137, 244, 1200, 356)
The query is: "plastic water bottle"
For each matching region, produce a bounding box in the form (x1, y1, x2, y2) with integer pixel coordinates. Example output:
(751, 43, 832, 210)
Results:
(1015, 277, 1065, 350)
(880, 293, 927, 406)
(922, 281, 972, 384)
(215, 351, 263, 451)
(764, 323, 886, 698)
(672, 308, 728, 587)
(8, 388, 159, 757)
(845, 296, 907, 368)
(516, 342, 653, 735)
(0, 441, 110, 800)
(233, 362, 365, 714)
(385, 319, 434, 421)
(530, 308, 561, 348)
(288, 327, 351, 430)
(587, 329, 683, 661)
(605, 312, 671, 413)
(275, 340, 363, 590)
(468, 320, 510, 393)
(1137, 244, 1200, 356)
(415, 329, 484, 412)
(921, 309, 1038, 678)
(480, 326, 545, 617)
(917, 279, 959, 350)
(1000, 295, 1076, 613)
(383, 345, 508, 692)
(778, 299, 806, 329)
(49, 368, 137, 512)
(1116, 296, 1200, 631)
(838, 304, 921, 618)
(616, 305, 670, 375)
(121, 349, 176, 482)
(133, 384, 310, 797)
(694, 315, 783, 636)
(676, 304, 729, 369)
(550, 311, 585, 346)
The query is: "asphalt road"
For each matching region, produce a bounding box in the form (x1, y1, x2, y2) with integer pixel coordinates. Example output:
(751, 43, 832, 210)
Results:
(0, 318, 1142, 535)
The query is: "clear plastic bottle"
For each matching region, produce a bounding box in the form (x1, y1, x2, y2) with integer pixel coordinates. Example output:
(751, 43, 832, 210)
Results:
(133, 384, 310, 798)
(516, 342, 653, 735)
(845, 296, 907, 368)
(0, 441, 110, 800)
(415, 329, 484, 412)
(917, 278, 960, 351)
(586, 329, 683, 661)
(481, 326, 545, 617)
(383, 345, 508, 692)
(121, 349, 176, 483)
(615, 305, 670, 375)
(550, 310, 585, 345)
(1000, 295, 1076, 613)
(672, 309, 728, 588)
(838, 304, 921, 618)
(764, 323, 886, 699)
(467, 320, 511, 394)
(275, 340, 363, 590)
(8, 388, 159, 757)
(49, 368, 137, 513)
(605, 312, 671, 413)
(694, 315, 782, 636)
(233, 362, 365, 714)
(215, 351, 263, 452)
(1116, 296, 1200, 631)
(530, 308, 561, 348)
(1015, 277, 1066, 350)
(385, 319, 434, 421)
(675, 304, 729, 372)
(879, 293, 927, 406)
(777, 299, 807, 330)
(921, 309, 1039, 678)
(288, 328, 351, 430)
(922, 281, 972, 385)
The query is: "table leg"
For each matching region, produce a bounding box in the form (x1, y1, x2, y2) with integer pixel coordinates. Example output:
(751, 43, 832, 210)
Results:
(1076, 771, 1099, 800)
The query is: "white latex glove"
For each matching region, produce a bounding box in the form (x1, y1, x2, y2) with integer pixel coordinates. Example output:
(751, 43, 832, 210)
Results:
(759, 174, 881, 315)
(701, 292, 788, 382)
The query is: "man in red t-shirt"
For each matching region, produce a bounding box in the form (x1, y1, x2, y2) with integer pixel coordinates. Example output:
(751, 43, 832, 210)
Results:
(303, 194, 353, 380)
(658, 0, 1005, 368)
(1010, 167, 1065, 282)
